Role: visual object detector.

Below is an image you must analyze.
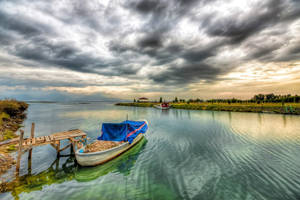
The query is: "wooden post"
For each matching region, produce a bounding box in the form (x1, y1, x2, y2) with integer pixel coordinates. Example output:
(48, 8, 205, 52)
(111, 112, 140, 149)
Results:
(30, 123, 35, 138)
(69, 138, 75, 154)
(28, 123, 35, 174)
(16, 130, 24, 175)
(56, 141, 60, 157)
(55, 157, 59, 171)
(28, 154, 32, 175)
(28, 123, 35, 160)
(70, 139, 74, 154)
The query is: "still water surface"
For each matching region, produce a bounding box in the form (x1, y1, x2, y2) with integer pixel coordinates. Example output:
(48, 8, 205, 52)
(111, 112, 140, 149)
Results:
(1, 102, 300, 200)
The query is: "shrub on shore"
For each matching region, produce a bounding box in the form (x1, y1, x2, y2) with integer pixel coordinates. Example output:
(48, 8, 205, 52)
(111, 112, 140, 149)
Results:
(0, 99, 28, 117)
(0, 99, 28, 141)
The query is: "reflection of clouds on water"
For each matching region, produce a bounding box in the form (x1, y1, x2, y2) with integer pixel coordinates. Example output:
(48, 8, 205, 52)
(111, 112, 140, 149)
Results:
(6, 102, 300, 200)
(61, 109, 129, 120)
(183, 109, 300, 142)
(60, 110, 125, 139)
(213, 112, 300, 141)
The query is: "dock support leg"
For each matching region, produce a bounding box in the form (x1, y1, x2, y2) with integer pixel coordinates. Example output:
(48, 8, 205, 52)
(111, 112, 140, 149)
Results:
(16, 130, 24, 175)
(28, 123, 35, 174)
(27, 155, 32, 175)
(70, 142, 74, 154)
(55, 157, 60, 171)
(56, 141, 60, 157)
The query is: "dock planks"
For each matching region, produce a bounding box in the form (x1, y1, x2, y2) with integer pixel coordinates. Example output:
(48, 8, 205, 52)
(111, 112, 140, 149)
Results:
(12, 123, 87, 176)
(18, 129, 86, 148)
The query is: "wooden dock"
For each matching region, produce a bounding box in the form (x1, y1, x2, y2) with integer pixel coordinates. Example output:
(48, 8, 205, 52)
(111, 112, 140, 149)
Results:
(13, 123, 87, 174)
(19, 129, 86, 149)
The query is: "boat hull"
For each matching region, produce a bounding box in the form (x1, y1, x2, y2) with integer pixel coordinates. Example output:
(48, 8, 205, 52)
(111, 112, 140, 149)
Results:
(75, 134, 144, 166)
(154, 105, 170, 110)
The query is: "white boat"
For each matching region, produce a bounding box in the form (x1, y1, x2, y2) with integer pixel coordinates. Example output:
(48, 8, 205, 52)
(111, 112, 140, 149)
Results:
(154, 103, 170, 110)
(75, 120, 148, 167)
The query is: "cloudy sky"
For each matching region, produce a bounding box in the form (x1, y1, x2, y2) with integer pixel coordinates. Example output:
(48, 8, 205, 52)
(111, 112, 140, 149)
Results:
(0, 0, 300, 101)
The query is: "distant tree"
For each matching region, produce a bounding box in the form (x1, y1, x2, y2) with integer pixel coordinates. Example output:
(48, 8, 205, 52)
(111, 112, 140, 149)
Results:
(252, 94, 265, 103)
(159, 97, 162, 103)
(133, 98, 136, 103)
(231, 98, 237, 103)
(266, 93, 275, 102)
(295, 95, 300, 103)
(174, 97, 178, 103)
(195, 98, 202, 103)
(202, 93, 300, 104)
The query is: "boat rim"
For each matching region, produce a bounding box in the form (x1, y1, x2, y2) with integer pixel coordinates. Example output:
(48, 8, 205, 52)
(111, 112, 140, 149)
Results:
(76, 140, 130, 156)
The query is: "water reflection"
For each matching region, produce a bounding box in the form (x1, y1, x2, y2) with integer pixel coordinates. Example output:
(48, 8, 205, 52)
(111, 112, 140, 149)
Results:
(0, 138, 147, 200)
(211, 112, 300, 141)
(76, 137, 147, 181)
(2, 103, 300, 200)
(61, 110, 129, 122)
(160, 110, 170, 117)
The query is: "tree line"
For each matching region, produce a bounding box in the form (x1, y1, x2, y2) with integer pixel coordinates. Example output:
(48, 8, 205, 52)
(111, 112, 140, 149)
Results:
(134, 94, 300, 104)
(195, 94, 300, 104)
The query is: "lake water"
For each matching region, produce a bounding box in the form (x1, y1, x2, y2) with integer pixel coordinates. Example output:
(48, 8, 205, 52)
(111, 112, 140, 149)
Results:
(1, 102, 300, 200)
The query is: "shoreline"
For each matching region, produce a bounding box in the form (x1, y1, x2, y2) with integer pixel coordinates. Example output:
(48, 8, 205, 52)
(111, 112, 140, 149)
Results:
(0, 100, 28, 175)
(115, 102, 300, 115)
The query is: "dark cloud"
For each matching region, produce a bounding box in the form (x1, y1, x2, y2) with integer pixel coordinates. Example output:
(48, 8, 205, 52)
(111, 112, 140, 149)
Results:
(288, 44, 300, 55)
(13, 38, 97, 72)
(138, 34, 163, 48)
(0, 9, 54, 38)
(0, 0, 300, 93)
(0, 28, 14, 46)
(177, 0, 198, 6)
(149, 63, 224, 84)
(204, 0, 300, 44)
(204, 0, 283, 43)
(275, 43, 300, 62)
(248, 46, 278, 61)
(9, 36, 132, 76)
(182, 47, 215, 62)
(0, 12, 39, 36)
(243, 41, 283, 61)
(133, 0, 167, 14)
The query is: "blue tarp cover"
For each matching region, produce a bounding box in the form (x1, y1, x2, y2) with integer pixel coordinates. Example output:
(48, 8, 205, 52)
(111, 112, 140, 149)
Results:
(97, 120, 148, 144)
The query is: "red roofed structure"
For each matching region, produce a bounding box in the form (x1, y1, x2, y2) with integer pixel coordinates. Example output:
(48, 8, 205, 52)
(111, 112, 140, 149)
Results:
(138, 97, 149, 102)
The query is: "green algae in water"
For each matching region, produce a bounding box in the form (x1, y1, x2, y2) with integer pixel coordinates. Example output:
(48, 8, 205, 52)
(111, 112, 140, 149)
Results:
(75, 137, 147, 181)
(1, 137, 148, 199)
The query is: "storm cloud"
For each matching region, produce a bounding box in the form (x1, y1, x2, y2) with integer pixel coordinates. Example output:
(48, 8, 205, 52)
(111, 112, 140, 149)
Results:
(0, 0, 300, 100)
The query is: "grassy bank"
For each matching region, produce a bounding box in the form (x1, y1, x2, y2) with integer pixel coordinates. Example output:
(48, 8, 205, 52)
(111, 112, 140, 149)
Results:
(115, 102, 300, 115)
(0, 99, 28, 142)
(0, 99, 28, 175)
(116, 102, 157, 108)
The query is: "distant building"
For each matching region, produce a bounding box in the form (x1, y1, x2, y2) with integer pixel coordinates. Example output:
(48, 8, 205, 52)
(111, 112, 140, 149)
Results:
(138, 97, 149, 102)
